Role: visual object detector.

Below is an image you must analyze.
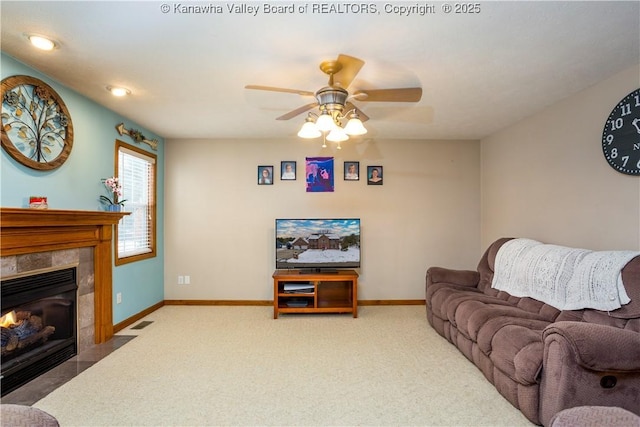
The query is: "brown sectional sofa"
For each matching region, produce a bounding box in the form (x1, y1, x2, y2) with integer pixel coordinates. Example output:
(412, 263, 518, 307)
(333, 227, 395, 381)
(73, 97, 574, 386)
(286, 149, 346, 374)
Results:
(425, 237, 640, 426)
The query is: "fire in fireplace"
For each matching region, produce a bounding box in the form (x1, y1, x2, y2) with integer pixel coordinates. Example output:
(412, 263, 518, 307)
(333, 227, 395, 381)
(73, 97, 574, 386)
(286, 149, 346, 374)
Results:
(1, 309, 56, 355)
(1, 267, 78, 396)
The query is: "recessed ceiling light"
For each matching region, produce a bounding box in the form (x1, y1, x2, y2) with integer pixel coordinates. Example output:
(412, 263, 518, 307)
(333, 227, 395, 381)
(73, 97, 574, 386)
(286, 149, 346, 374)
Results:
(26, 34, 57, 51)
(107, 86, 131, 97)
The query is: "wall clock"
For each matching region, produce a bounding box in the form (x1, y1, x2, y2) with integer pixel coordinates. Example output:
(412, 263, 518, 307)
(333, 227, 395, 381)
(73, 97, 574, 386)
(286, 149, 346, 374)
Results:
(1, 75, 74, 171)
(602, 88, 640, 176)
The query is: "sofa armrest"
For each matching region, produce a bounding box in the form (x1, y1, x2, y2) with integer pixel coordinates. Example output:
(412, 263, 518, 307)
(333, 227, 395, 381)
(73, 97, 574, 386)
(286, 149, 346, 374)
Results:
(543, 321, 640, 371)
(426, 266, 479, 288)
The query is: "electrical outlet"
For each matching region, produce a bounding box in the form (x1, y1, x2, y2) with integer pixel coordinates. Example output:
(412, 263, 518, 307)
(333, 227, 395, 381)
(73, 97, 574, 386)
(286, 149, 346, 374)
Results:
(178, 276, 184, 285)
(184, 275, 190, 285)
(116, 292, 122, 304)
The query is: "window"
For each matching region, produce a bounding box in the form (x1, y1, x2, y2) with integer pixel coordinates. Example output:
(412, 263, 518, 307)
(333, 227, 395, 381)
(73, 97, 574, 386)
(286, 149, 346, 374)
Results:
(115, 140, 157, 265)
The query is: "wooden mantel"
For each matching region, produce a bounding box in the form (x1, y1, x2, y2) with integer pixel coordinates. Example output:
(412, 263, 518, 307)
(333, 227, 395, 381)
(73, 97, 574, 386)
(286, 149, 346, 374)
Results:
(1, 207, 128, 344)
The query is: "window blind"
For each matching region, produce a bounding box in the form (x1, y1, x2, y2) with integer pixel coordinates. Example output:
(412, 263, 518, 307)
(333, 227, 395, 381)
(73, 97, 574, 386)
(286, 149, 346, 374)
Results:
(117, 147, 154, 258)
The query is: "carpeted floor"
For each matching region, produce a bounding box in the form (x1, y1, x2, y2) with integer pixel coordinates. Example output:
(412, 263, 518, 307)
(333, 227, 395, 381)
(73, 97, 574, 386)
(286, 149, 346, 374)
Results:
(34, 305, 533, 426)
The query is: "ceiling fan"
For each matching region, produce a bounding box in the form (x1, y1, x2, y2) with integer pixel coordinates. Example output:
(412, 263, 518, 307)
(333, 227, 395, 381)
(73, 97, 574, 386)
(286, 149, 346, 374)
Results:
(245, 54, 422, 145)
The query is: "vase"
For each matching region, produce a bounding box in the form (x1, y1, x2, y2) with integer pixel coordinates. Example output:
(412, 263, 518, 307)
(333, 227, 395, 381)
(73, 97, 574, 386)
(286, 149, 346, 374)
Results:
(107, 204, 121, 212)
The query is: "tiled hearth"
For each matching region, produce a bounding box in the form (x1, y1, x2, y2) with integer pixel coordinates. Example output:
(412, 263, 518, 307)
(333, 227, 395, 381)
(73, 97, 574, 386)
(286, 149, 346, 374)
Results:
(2, 334, 135, 405)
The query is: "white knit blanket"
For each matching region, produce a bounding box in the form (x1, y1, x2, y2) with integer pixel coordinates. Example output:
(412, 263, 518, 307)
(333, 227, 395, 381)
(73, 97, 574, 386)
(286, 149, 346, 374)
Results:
(491, 238, 638, 311)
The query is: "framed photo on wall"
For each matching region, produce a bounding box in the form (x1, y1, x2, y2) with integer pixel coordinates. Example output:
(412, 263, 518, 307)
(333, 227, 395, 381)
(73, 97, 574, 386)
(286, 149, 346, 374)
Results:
(281, 161, 296, 180)
(344, 161, 359, 181)
(258, 165, 273, 185)
(306, 157, 334, 192)
(367, 166, 383, 185)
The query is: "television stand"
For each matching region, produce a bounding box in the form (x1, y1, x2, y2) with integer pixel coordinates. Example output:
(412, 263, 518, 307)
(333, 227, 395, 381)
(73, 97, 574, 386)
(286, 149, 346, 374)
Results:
(272, 269, 358, 319)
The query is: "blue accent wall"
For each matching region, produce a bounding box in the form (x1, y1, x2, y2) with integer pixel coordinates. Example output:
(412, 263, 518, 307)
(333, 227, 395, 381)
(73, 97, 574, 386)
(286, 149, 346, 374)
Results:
(1, 53, 164, 324)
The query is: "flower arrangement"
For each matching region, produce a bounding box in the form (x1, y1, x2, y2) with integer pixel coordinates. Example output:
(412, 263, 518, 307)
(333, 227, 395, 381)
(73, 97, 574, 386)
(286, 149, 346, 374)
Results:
(100, 177, 126, 206)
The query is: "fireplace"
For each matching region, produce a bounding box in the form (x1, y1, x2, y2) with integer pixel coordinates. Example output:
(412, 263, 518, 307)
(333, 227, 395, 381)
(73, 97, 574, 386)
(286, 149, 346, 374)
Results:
(1, 267, 78, 396)
(1, 208, 126, 346)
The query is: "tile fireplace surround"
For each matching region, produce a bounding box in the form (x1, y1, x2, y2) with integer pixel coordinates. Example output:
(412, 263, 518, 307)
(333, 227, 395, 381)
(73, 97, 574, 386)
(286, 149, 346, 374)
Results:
(0, 208, 127, 348)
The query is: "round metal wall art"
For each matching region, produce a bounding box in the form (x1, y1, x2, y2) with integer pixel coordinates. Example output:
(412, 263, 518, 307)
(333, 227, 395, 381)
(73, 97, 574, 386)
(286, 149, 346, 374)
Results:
(1, 75, 74, 171)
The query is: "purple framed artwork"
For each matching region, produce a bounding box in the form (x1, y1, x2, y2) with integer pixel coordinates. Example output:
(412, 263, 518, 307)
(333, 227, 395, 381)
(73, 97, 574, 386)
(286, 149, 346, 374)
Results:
(305, 157, 334, 192)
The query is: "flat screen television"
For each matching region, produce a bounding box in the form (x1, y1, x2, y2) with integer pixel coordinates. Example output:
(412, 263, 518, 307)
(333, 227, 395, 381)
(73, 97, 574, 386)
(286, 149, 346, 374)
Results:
(275, 218, 361, 272)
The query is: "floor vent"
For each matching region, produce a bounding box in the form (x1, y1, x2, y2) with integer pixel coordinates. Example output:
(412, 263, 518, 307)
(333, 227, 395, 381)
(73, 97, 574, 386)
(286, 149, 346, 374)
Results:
(131, 321, 153, 330)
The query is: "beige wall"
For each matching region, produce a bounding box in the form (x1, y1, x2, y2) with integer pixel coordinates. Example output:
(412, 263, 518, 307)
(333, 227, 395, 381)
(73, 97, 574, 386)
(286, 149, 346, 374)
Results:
(164, 138, 480, 301)
(481, 65, 640, 251)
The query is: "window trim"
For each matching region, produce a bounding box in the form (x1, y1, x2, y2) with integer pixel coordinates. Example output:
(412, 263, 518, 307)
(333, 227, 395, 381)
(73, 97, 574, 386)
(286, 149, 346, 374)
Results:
(114, 139, 157, 266)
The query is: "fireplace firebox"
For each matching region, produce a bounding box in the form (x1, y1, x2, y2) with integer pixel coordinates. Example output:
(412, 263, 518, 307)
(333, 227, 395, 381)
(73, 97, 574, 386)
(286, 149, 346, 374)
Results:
(1, 267, 78, 396)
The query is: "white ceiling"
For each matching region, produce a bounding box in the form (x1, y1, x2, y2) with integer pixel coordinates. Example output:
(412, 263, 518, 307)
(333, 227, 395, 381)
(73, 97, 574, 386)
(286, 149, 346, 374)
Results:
(1, 1, 639, 141)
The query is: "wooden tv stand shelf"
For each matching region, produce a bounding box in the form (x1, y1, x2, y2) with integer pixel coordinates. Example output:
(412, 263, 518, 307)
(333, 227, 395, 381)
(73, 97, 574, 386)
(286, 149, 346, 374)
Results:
(273, 270, 358, 319)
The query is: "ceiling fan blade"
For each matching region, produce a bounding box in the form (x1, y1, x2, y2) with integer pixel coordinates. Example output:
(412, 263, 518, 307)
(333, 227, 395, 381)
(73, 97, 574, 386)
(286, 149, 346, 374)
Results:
(332, 54, 365, 89)
(353, 87, 422, 102)
(276, 102, 318, 120)
(345, 102, 369, 122)
(245, 85, 315, 97)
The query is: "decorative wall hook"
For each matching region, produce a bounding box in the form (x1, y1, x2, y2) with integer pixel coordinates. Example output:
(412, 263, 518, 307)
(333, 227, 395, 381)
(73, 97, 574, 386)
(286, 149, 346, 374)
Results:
(115, 123, 158, 150)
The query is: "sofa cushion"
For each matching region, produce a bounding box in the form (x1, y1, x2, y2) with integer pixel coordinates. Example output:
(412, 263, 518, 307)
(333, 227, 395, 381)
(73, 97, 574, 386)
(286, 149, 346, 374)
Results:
(476, 316, 552, 355)
(427, 284, 483, 321)
(455, 299, 526, 339)
(446, 293, 515, 327)
(490, 324, 545, 385)
(452, 295, 557, 342)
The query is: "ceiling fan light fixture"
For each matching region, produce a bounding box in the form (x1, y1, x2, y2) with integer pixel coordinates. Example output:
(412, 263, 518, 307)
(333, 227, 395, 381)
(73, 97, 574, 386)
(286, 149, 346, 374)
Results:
(326, 127, 348, 143)
(315, 111, 335, 132)
(298, 120, 321, 139)
(343, 113, 367, 136)
(315, 86, 348, 108)
(246, 55, 422, 148)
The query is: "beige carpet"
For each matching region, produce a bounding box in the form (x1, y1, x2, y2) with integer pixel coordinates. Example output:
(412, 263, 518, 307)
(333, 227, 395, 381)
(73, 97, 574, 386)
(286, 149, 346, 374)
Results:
(34, 306, 533, 426)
